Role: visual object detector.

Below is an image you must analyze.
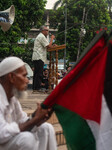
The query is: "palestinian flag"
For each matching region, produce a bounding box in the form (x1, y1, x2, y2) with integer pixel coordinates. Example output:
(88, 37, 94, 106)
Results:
(42, 30, 112, 150)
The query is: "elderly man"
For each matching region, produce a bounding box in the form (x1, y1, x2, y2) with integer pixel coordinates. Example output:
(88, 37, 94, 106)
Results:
(0, 56, 57, 150)
(32, 25, 55, 92)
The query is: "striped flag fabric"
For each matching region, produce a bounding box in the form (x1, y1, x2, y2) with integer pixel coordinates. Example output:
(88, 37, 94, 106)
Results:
(42, 30, 112, 150)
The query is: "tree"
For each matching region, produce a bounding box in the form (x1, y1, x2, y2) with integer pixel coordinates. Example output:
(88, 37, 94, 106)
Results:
(53, 0, 110, 62)
(0, 0, 46, 63)
(106, 0, 112, 19)
(53, 0, 67, 10)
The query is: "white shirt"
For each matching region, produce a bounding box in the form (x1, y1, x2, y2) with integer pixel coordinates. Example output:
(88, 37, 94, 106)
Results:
(32, 33, 49, 63)
(0, 84, 28, 144)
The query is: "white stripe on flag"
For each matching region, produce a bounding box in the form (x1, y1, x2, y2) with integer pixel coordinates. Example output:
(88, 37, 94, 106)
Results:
(87, 95, 112, 150)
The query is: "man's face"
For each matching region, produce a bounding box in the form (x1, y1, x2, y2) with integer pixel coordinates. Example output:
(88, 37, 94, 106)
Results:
(42, 27, 49, 36)
(12, 66, 29, 91)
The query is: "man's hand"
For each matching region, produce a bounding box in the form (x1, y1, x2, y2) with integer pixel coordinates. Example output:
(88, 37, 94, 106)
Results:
(53, 44, 58, 47)
(34, 103, 53, 126)
(19, 103, 53, 131)
(51, 35, 55, 40)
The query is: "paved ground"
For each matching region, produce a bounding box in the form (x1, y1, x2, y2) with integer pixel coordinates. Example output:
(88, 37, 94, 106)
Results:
(19, 90, 67, 150)
(19, 90, 48, 111)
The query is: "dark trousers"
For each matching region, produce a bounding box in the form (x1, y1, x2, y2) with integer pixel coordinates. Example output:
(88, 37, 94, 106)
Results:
(32, 60, 44, 90)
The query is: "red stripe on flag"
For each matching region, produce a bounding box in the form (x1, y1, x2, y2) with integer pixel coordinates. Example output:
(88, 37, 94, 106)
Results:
(43, 36, 108, 124)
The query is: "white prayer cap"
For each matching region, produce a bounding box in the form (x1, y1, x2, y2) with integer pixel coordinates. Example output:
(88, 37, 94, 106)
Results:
(0, 56, 25, 77)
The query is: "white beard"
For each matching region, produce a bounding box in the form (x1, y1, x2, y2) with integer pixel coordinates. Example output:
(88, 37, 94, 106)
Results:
(12, 88, 28, 99)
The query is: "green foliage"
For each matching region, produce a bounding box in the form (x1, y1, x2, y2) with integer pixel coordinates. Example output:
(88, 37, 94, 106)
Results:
(0, 0, 46, 64)
(106, 0, 112, 18)
(52, 0, 110, 62)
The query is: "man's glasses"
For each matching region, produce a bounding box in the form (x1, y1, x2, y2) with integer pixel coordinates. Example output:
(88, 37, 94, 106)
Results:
(43, 29, 49, 31)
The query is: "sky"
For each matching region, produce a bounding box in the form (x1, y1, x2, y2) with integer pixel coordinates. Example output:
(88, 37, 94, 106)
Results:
(45, 0, 58, 9)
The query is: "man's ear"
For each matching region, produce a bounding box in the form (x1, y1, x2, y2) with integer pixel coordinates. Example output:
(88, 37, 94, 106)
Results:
(8, 73, 15, 83)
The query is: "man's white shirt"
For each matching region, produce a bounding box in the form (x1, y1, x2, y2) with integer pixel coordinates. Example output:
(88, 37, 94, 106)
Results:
(32, 33, 49, 63)
(0, 84, 28, 144)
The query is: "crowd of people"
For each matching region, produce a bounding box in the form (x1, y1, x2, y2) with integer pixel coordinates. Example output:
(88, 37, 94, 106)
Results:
(32, 66, 72, 93)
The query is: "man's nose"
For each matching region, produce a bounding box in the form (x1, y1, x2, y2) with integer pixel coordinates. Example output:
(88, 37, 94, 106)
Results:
(26, 77, 29, 84)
